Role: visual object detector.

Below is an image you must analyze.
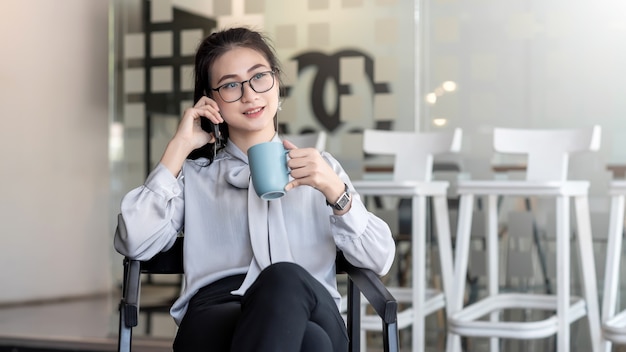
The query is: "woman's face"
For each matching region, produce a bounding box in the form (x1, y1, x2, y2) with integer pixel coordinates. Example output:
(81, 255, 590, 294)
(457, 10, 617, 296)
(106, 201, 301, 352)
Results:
(210, 46, 279, 144)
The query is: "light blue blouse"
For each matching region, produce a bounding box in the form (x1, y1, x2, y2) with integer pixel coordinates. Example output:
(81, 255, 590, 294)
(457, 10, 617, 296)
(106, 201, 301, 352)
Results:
(114, 136, 395, 325)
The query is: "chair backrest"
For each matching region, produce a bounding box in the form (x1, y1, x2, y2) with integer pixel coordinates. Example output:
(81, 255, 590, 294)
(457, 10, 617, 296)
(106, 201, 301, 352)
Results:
(362, 128, 462, 182)
(282, 131, 327, 151)
(138, 237, 184, 274)
(493, 125, 601, 182)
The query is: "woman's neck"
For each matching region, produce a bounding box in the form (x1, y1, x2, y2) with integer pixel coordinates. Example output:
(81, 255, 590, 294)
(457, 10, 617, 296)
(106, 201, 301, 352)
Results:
(229, 129, 276, 154)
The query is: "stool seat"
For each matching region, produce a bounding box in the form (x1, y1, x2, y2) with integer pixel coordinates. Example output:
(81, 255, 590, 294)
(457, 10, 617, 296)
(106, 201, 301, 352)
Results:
(353, 180, 450, 197)
(457, 180, 590, 196)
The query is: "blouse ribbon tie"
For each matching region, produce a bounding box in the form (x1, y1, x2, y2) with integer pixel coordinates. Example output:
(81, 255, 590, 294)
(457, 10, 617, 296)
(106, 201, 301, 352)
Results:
(223, 140, 294, 296)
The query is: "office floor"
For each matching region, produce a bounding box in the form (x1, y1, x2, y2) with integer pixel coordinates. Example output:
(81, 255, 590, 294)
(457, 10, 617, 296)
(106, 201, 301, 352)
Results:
(2, 278, 626, 352)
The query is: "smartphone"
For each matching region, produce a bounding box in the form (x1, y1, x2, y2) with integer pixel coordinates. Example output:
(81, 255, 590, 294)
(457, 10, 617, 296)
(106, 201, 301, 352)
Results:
(199, 118, 223, 158)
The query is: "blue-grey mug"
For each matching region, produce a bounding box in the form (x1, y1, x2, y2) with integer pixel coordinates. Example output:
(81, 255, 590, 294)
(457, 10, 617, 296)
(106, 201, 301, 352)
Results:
(247, 141, 289, 200)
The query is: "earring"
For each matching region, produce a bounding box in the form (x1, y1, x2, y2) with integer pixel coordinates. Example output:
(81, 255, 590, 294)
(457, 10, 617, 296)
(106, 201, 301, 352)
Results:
(274, 102, 280, 133)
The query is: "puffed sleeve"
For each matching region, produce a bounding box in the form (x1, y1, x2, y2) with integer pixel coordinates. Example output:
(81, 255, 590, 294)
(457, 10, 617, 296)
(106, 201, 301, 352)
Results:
(114, 163, 185, 260)
(322, 153, 395, 276)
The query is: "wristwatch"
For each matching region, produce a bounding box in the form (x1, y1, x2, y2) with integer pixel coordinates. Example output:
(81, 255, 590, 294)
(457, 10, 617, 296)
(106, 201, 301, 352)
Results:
(327, 183, 351, 211)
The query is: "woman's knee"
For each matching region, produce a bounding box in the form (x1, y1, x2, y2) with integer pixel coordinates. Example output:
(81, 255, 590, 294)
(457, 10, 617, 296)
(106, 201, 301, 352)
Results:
(261, 262, 307, 279)
(257, 262, 310, 290)
(245, 262, 313, 304)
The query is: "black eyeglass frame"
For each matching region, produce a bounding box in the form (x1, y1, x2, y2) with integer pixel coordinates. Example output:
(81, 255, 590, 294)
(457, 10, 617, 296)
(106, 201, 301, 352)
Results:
(210, 70, 276, 103)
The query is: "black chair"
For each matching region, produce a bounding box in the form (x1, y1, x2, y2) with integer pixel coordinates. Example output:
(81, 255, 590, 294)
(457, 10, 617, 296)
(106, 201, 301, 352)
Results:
(116, 214, 399, 352)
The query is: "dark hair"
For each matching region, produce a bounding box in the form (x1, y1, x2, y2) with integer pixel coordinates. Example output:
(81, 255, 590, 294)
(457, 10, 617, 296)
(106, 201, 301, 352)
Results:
(188, 27, 283, 161)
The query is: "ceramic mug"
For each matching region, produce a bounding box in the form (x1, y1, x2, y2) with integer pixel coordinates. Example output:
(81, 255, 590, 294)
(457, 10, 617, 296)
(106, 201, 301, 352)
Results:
(247, 141, 289, 200)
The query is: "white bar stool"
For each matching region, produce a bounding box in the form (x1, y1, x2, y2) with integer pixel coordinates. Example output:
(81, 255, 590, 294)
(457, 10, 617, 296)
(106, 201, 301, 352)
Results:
(601, 180, 626, 351)
(352, 128, 462, 352)
(448, 125, 602, 352)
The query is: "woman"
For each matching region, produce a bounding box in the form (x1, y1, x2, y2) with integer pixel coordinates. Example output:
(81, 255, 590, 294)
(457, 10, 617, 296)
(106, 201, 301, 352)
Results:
(114, 27, 395, 352)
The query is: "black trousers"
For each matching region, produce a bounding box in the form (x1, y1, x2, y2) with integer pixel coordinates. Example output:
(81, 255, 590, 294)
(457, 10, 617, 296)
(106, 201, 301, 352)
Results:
(173, 262, 349, 352)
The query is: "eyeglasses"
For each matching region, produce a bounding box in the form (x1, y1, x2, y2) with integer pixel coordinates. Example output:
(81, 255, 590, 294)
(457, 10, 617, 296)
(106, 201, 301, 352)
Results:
(211, 70, 276, 103)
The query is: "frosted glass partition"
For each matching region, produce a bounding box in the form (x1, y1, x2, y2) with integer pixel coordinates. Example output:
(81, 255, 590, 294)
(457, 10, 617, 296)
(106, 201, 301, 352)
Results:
(422, 0, 626, 179)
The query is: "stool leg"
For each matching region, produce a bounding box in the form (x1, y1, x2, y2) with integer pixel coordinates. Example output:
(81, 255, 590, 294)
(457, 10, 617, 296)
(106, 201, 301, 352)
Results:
(486, 195, 500, 352)
(524, 197, 552, 294)
(432, 195, 455, 308)
(412, 195, 427, 352)
(433, 194, 455, 351)
(448, 194, 475, 352)
(602, 194, 625, 352)
(556, 195, 571, 352)
(574, 195, 602, 352)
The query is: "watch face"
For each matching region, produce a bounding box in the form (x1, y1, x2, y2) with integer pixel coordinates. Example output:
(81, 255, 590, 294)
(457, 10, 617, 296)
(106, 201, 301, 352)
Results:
(336, 193, 350, 210)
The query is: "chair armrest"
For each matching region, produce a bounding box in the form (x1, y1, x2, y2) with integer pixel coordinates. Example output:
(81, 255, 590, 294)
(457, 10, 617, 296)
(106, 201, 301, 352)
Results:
(121, 258, 141, 328)
(336, 252, 397, 324)
(119, 238, 184, 328)
(117, 215, 139, 328)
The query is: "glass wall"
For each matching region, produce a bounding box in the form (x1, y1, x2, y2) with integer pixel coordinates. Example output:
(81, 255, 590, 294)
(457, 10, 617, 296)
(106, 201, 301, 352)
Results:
(109, 0, 626, 347)
(111, 0, 626, 185)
